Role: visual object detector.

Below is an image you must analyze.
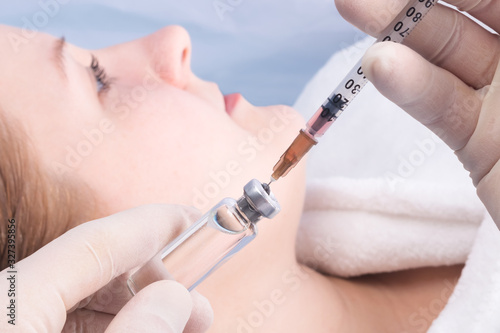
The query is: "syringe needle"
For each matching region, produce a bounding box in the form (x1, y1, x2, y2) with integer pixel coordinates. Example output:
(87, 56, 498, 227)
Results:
(269, 0, 436, 183)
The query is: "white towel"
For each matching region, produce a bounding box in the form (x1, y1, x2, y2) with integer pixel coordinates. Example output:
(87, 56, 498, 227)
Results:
(297, 177, 484, 277)
(294, 36, 500, 332)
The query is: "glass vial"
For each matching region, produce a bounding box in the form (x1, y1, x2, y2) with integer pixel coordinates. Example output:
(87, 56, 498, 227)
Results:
(127, 179, 280, 294)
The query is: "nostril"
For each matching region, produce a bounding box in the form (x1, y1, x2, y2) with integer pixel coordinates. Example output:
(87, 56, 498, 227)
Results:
(181, 48, 189, 64)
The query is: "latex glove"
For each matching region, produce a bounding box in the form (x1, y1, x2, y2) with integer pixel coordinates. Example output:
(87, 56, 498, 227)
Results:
(0, 204, 213, 332)
(334, 0, 500, 227)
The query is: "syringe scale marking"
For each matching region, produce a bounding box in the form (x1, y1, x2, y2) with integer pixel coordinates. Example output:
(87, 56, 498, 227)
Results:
(271, 0, 437, 182)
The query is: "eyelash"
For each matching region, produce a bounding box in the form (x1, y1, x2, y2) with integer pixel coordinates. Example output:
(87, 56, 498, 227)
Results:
(90, 55, 111, 94)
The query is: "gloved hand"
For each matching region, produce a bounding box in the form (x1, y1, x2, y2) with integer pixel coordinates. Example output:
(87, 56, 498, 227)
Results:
(335, 0, 500, 227)
(1, 204, 213, 332)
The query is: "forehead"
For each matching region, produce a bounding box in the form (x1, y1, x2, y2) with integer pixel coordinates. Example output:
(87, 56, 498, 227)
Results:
(0, 24, 90, 80)
(0, 26, 65, 124)
(0, 25, 58, 87)
(0, 24, 56, 60)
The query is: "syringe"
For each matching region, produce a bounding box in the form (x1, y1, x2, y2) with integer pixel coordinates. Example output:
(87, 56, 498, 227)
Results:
(271, 0, 437, 182)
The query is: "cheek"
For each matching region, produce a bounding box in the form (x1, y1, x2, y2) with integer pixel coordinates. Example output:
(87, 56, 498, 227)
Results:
(73, 90, 305, 215)
(33, 103, 107, 173)
(74, 91, 250, 212)
(178, 105, 305, 211)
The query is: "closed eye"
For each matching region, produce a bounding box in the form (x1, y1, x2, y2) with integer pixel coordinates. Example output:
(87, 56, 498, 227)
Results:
(90, 55, 111, 94)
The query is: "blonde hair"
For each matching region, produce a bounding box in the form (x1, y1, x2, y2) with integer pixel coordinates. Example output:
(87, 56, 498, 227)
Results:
(0, 110, 95, 269)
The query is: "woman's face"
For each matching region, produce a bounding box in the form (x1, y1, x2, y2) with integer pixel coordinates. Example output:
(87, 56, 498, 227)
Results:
(0, 24, 305, 216)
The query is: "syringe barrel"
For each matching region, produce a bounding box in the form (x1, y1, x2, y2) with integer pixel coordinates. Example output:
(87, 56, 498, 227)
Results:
(306, 59, 366, 138)
(306, 0, 437, 139)
(271, 0, 437, 182)
(271, 129, 317, 180)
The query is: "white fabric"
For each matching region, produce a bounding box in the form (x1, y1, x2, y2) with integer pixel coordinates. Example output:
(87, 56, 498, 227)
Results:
(295, 37, 500, 332)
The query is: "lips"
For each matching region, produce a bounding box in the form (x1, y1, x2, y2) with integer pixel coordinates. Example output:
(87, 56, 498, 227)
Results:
(224, 93, 242, 116)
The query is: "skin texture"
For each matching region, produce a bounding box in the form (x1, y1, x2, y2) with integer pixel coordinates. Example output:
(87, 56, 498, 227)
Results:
(0, 23, 466, 332)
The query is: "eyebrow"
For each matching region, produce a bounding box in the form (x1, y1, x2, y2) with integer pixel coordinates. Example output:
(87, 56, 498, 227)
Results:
(53, 36, 67, 80)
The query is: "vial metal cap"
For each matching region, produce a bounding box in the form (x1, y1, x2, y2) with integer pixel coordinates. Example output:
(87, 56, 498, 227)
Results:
(237, 179, 281, 223)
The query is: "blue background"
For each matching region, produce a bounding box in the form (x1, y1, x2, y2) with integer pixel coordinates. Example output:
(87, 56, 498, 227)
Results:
(1, 0, 363, 107)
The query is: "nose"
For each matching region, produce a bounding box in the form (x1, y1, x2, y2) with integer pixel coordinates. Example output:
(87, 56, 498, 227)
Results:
(145, 26, 192, 89)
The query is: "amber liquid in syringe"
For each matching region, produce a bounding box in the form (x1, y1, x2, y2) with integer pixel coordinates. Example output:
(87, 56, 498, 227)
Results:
(271, 129, 317, 181)
(269, 0, 437, 183)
